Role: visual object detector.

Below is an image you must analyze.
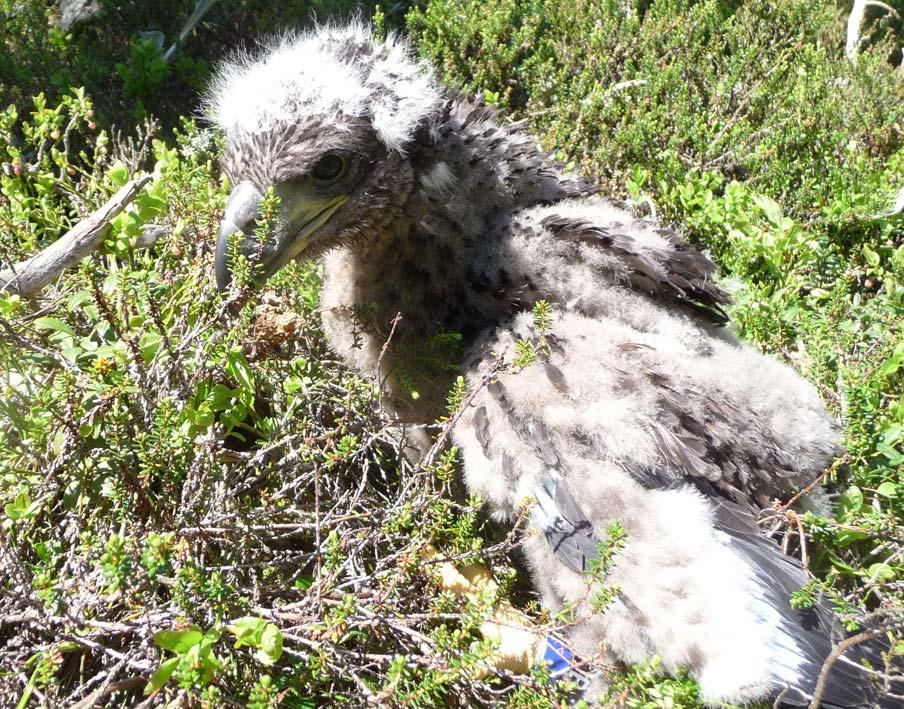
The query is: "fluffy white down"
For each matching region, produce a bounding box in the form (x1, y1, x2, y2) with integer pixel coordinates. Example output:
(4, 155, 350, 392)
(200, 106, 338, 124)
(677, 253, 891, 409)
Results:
(453, 306, 837, 702)
(511, 470, 806, 703)
(206, 22, 443, 153)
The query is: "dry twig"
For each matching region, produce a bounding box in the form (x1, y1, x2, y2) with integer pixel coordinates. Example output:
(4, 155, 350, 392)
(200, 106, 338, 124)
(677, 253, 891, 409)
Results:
(0, 175, 151, 296)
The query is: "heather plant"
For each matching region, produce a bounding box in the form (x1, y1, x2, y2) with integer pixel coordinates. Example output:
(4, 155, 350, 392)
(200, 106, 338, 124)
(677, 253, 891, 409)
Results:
(0, 0, 408, 130)
(0, 92, 572, 705)
(0, 0, 902, 706)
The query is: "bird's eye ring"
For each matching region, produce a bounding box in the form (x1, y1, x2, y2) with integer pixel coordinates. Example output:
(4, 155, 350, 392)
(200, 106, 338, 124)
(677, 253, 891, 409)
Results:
(311, 153, 347, 182)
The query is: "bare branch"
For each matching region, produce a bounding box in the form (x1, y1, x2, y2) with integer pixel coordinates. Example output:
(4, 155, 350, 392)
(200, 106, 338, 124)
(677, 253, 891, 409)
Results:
(846, 0, 901, 60)
(809, 627, 891, 708)
(0, 175, 152, 296)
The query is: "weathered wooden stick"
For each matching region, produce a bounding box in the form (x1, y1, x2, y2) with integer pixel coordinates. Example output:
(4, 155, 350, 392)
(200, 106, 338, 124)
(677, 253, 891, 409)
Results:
(0, 175, 152, 296)
(882, 185, 904, 218)
(846, 0, 901, 60)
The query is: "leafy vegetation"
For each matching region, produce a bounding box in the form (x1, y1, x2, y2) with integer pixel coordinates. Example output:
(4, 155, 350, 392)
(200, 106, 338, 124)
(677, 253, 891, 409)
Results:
(0, 98, 571, 704)
(0, 0, 902, 706)
(0, 0, 407, 128)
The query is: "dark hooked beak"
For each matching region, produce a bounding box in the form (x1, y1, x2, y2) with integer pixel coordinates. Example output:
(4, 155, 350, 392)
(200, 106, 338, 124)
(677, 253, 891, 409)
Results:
(215, 181, 263, 292)
(215, 180, 348, 293)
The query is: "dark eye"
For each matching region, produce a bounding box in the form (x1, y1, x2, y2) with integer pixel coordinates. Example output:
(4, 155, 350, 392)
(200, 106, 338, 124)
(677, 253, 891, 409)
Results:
(311, 153, 346, 182)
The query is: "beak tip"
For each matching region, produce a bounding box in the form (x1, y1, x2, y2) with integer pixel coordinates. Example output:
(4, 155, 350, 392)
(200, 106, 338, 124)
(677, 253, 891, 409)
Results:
(214, 224, 234, 293)
(215, 267, 231, 294)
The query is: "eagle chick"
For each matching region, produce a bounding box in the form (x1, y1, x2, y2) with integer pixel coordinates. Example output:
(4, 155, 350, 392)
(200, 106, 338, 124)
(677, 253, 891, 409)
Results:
(208, 23, 897, 707)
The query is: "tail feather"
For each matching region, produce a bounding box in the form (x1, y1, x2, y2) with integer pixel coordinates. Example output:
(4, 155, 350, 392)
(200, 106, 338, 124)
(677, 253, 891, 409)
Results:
(713, 498, 903, 708)
(535, 480, 904, 708)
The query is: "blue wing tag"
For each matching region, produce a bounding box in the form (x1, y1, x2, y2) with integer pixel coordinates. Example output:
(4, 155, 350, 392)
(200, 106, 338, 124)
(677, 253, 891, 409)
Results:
(543, 636, 574, 674)
(542, 636, 594, 693)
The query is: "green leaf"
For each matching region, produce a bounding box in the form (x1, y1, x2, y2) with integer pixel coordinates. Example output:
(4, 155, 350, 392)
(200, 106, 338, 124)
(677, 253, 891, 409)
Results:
(227, 617, 282, 665)
(139, 331, 162, 363)
(138, 194, 166, 220)
(752, 193, 783, 226)
(835, 529, 869, 546)
(228, 616, 266, 648)
(106, 161, 130, 187)
(4, 491, 32, 520)
(144, 657, 178, 695)
(226, 349, 255, 392)
(153, 626, 202, 653)
(50, 427, 65, 456)
(255, 624, 283, 666)
(867, 563, 895, 581)
(33, 316, 75, 337)
(876, 482, 898, 499)
(878, 425, 904, 465)
(67, 289, 92, 309)
(838, 485, 863, 514)
(208, 383, 234, 411)
(294, 575, 314, 590)
(862, 244, 881, 268)
(881, 341, 904, 378)
(16, 664, 39, 709)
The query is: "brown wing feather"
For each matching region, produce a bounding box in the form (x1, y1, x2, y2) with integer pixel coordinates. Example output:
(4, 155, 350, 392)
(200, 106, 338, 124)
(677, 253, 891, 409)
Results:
(540, 214, 732, 324)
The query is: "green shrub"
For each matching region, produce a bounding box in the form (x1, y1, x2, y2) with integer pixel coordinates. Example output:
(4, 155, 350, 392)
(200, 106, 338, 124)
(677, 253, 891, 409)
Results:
(410, 0, 903, 221)
(1, 0, 409, 131)
(0, 90, 573, 706)
(1, 1, 902, 706)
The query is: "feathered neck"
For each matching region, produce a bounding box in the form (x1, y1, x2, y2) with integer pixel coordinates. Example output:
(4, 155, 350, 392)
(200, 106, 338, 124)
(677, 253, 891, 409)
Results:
(318, 97, 590, 419)
(407, 97, 591, 236)
(334, 96, 592, 333)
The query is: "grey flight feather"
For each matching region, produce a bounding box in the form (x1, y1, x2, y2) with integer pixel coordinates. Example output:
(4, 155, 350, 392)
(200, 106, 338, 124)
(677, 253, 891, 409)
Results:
(531, 473, 598, 574)
(207, 23, 899, 707)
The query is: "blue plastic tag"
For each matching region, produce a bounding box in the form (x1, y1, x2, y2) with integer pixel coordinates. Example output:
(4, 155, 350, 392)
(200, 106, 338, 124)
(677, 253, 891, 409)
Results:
(543, 636, 574, 674)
